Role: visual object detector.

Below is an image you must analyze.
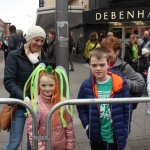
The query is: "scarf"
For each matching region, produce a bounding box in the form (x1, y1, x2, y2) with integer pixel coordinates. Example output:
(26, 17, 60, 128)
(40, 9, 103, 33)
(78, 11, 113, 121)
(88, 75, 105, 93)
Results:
(24, 40, 41, 64)
(4, 40, 8, 46)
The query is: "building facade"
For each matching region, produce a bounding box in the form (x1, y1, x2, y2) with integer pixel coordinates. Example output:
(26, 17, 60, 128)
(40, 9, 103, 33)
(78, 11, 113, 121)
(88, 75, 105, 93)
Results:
(0, 19, 4, 40)
(83, 0, 150, 57)
(36, 0, 150, 58)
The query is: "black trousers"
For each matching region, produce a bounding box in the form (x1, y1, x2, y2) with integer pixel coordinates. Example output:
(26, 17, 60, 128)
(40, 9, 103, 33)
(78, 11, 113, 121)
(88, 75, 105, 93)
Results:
(90, 141, 118, 150)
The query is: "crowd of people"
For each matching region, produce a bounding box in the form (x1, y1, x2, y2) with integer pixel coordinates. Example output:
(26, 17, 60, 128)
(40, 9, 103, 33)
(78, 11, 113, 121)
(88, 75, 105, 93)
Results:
(1, 24, 150, 150)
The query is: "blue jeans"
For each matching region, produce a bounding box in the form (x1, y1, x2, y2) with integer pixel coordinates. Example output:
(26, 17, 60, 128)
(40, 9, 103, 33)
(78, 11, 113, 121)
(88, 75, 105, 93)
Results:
(5, 108, 31, 150)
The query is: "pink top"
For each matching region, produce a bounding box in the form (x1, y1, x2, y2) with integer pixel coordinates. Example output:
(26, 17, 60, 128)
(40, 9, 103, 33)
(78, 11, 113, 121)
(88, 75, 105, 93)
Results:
(27, 92, 75, 150)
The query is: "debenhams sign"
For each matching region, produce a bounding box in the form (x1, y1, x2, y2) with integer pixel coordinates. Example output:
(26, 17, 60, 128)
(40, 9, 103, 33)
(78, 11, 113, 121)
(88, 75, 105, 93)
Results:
(83, 7, 150, 23)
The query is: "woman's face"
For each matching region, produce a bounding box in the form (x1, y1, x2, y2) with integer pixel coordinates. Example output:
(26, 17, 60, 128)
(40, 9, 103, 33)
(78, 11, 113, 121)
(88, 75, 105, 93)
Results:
(134, 36, 138, 43)
(39, 75, 55, 97)
(29, 37, 44, 53)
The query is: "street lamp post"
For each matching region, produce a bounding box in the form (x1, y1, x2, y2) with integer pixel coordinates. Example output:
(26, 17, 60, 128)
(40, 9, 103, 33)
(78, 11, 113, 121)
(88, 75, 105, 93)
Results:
(55, 0, 69, 77)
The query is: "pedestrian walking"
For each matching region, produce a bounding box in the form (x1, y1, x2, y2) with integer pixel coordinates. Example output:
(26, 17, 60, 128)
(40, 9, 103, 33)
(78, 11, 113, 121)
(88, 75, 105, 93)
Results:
(1, 35, 9, 62)
(77, 48, 132, 150)
(4, 25, 48, 150)
(16, 29, 26, 44)
(83, 31, 101, 63)
(8, 25, 22, 52)
(124, 34, 139, 72)
(46, 28, 56, 69)
(69, 32, 74, 71)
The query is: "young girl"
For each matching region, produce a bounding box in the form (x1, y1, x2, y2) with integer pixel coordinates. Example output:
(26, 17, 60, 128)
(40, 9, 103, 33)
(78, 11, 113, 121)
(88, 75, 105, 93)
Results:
(24, 64, 75, 150)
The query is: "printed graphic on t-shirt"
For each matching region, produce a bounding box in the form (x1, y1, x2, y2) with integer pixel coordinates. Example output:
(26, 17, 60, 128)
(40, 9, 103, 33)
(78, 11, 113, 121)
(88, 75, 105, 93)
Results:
(100, 104, 112, 123)
(97, 77, 114, 143)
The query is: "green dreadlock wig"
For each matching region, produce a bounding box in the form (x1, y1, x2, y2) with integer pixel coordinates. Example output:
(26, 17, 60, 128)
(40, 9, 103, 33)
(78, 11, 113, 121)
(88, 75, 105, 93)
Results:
(24, 63, 74, 127)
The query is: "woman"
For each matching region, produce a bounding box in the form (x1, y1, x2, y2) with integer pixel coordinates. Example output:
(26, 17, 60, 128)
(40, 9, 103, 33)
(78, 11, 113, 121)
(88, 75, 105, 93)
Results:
(69, 32, 74, 71)
(46, 28, 56, 69)
(83, 31, 101, 63)
(1, 35, 9, 62)
(124, 34, 139, 71)
(4, 25, 48, 150)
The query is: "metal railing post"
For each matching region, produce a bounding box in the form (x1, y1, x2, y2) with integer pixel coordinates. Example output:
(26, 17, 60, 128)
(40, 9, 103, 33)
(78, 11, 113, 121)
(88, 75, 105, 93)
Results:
(45, 97, 150, 149)
(0, 98, 38, 150)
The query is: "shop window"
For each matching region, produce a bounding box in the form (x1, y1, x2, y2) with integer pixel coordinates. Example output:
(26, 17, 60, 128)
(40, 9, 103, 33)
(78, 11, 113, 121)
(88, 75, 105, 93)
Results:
(110, 28, 122, 39)
(125, 28, 138, 38)
(140, 27, 150, 36)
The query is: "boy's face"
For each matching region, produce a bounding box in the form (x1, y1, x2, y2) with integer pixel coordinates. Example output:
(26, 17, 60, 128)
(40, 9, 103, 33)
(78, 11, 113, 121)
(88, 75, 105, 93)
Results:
(90, 56, 109, 82)
(39, 75, 55, 97)
(104, 47, 120, 63)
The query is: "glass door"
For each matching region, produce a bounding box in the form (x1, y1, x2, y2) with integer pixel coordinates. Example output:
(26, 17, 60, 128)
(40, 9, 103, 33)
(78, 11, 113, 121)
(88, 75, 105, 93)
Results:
(110, 27, 125, 58)
(124, 27, 139, 44)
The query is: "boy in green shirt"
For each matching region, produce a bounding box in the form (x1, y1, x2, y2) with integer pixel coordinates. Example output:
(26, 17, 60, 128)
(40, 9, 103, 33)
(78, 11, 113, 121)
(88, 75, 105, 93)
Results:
(77, 48, 132, 150)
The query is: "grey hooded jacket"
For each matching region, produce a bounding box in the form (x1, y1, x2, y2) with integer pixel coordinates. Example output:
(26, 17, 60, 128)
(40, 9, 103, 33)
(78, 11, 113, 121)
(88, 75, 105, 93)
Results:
(109, 56, 145, 93)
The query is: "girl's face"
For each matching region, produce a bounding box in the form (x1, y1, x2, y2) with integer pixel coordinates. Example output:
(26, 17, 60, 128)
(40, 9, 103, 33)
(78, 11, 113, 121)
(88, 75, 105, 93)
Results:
(39, 75, 55, 97)
(29, 37, 44, 53)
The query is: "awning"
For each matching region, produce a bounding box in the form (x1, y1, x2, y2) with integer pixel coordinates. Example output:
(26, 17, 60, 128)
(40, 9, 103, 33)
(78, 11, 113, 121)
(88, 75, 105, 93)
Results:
(36, 6, 84, 32)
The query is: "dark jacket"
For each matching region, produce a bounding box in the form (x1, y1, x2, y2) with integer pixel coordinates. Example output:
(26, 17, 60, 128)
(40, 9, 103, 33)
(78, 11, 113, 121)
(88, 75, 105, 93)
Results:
(77, 71, 132, 150)
(1, 40, 8, 57)
(21, 36, 26, 44)
(8, 31, 22, 52)
(124, 41, 139, 71)
(124, 41, 134, 64)
(46, 39, 56, 65)
(69, 38, 73, 54)
(139, 56, 150, 71)
(4, 43, 49, 109)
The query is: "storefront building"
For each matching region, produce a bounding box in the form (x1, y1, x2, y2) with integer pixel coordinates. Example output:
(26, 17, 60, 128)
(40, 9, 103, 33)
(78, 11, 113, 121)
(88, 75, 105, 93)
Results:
(82, 0, 150, 57)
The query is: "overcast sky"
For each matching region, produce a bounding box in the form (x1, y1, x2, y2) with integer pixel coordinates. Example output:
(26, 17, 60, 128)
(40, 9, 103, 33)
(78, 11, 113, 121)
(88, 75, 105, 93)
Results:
(0, 0, 39, 34)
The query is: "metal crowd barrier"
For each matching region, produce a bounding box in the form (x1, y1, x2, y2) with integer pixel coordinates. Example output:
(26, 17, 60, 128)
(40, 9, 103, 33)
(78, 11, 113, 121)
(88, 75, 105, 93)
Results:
(1, 97, 150, 149)
(46, 97, 150, 149)
(0, 98, 38, 150)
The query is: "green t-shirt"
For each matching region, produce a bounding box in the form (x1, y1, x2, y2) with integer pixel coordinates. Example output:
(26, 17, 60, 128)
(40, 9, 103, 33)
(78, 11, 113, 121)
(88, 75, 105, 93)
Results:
(132, 44, 138, 59)
(96, 77, 114, 143)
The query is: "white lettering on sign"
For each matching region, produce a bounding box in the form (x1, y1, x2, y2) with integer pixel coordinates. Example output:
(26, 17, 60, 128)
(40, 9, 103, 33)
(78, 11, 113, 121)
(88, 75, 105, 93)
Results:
(147, 12, 150, 18)
(96, 13, 102, 20)
(104, 12, 108, 20)
(127, 11, 134, 18)
(94, 9, 148, 21)
(119, 11, 124, 19)
(111, 12, 116, 19)
(138, 10, 144, 18)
